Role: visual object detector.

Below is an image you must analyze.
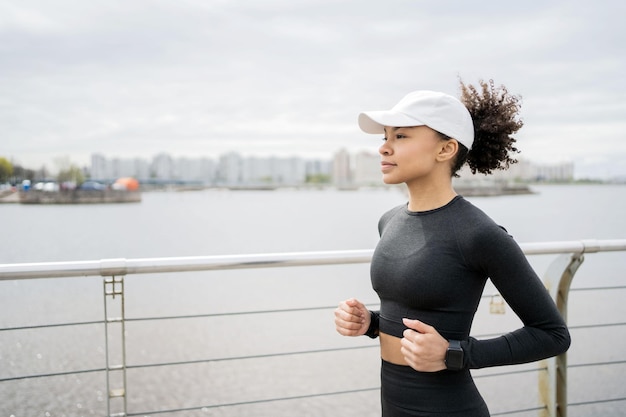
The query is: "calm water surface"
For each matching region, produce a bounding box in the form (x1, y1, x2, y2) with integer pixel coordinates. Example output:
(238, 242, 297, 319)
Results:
(0, 184, 625, 417)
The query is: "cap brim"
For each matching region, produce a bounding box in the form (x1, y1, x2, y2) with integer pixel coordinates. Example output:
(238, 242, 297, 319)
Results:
(358, 111, 425, 134)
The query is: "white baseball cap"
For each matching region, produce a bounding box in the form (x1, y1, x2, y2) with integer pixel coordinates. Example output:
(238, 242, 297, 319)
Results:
(358, 90, 475, 150)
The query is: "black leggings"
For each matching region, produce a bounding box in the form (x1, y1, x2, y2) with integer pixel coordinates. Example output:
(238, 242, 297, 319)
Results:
(380, 360, 490, 417)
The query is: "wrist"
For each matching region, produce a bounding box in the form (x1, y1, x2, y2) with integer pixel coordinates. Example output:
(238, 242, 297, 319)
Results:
(364, 310, 379, 338)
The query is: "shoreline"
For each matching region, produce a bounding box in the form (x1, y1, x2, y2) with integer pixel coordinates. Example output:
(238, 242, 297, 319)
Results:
(3, 190, 142, 204)
(2, 182, 622, 204)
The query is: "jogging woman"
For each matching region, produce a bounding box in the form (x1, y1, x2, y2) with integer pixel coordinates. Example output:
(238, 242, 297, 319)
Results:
(334, 80, 571, 416)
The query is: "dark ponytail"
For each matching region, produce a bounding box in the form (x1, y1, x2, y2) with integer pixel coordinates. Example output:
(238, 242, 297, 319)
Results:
(451, 79, 523, 176)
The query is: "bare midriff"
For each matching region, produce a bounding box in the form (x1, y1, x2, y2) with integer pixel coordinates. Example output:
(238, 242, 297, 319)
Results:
(380, 332, 410, 366)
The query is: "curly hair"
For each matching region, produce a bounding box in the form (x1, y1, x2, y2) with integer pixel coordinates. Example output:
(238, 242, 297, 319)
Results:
(449, 79, 523, 177)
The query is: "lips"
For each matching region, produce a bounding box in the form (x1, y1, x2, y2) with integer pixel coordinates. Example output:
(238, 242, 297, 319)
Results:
(381, 161, 396, 172)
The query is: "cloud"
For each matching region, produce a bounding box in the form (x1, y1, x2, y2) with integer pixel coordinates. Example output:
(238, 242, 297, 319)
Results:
(1, 0, 625, 179)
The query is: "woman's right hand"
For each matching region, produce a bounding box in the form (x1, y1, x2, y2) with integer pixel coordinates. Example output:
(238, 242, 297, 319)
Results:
(334, 298, 370, 337)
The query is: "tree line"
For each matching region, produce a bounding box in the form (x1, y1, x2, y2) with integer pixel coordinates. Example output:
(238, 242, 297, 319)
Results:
(0, 157, 86, 186)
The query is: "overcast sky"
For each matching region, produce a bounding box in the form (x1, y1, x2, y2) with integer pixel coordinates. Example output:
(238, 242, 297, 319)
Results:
(2, 0, 625, 179)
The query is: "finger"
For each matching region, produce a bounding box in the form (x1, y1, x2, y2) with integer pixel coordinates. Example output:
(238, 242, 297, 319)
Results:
(402, 328, 416, 343)
(402, 318, 434, 334)
(335, 306, 365, 323)
(345, 298, 359, 306)
(345, 298, 366, 312)
(335, 319, 363, 331)
(336, 325, 357, 336)
(337, 299, 356, 312)
(337, 303, 367, 322)
(335, 316, 365, 335)
(334, 311, 365, 332)
(400, 345, 420, 368)
(400, 336, 415, 352)
(335, 319, 364, 333)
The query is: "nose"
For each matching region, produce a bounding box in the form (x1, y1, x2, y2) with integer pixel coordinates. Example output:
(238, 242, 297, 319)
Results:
(379, 140, 392, 156)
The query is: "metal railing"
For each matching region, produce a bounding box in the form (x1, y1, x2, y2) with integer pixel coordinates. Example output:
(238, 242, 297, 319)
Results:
(1, 239, 625, 417)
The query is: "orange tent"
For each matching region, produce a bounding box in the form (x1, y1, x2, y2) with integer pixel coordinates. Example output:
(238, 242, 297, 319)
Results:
(114, 177, 140, 191)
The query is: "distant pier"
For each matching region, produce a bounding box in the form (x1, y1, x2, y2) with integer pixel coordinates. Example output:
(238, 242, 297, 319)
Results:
(453, 182, 534, 197)
(16, 190, 141, 204)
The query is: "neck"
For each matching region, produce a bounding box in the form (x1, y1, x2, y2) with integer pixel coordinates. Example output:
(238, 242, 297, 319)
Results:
(405, 177, 457, 212)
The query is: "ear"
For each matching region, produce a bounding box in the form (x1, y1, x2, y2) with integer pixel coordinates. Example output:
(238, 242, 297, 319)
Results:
(436, 139, 459, 162)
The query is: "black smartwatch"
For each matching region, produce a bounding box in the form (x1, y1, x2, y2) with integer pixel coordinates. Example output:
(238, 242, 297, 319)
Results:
(445, 339, 464, 371)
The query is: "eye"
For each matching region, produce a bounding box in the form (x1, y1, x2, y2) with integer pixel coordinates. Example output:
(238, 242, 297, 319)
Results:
(381, 137, 387, 142)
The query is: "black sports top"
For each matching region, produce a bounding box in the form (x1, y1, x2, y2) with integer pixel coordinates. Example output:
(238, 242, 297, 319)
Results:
(370, 195, 570, 369)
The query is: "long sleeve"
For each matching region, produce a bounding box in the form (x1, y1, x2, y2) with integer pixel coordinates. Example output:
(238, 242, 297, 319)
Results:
(460, 226, 571, 369)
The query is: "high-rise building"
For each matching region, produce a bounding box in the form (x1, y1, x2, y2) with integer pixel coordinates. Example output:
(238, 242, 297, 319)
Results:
(353, 151, 381, 186)
(90, 154, 107, 180)
(217, 152, 243, 185)
(151, 153, 175, 180)
(332, 149, 351, 185)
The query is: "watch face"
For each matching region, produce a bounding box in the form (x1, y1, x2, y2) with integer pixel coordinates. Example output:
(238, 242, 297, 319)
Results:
(446, 349, 463, 370)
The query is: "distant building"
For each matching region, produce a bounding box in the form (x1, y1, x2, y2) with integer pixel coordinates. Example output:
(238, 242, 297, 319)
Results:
(457, 159, 575, 182)
(217, 152, 243, 185)
(271, 156, 307, 185)
(176, 157, 216, 184)
(91, 153, 150, 181)
(332, 149, 352, 185)
(89, 152, 333, 186)
(110, 157, 137, 178)
(90, 154, 107, 180)
(306, 159, 333, 181)
(534, 162, 575, 182)
(353, 151, 381, 186)
(152, 153, 175, 180)
(88, 151, 572, 188)
(134, 158, 151, 180)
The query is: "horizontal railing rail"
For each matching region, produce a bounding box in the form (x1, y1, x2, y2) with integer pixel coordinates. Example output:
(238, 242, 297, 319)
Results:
(0, 249, 374, 280)
(1, 239, 625, 281)
(1, 238, 625, 417)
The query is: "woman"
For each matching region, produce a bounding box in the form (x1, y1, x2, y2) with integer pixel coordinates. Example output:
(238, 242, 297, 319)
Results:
(334, 80, 571, 416)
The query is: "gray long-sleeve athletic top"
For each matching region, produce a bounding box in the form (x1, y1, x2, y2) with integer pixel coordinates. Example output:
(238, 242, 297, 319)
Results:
(370, 195, 570, 369)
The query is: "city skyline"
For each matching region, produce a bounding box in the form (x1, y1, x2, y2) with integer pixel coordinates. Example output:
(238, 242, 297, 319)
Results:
(3, 1, 625, 180)
(2, 148, 580, 189)
(84, 150, 576, 185)
(7, 148, 577, 177)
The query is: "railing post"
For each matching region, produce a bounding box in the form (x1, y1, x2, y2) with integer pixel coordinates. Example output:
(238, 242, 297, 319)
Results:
(103, 275, 128, 417)
(539, 253, 584, 417)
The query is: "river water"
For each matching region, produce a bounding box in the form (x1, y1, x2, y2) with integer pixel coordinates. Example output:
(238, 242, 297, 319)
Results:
(0, 184, 625, 417)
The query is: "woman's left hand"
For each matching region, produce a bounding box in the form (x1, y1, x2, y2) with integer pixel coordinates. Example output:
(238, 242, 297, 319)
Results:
(401, 318, 449, 372)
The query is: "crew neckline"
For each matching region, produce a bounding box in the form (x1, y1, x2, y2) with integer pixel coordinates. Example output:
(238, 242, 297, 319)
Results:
(404, 195, 463, 216)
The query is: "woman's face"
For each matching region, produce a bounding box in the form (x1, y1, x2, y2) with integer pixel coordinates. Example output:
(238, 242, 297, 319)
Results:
(378, 126, 445, 185)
